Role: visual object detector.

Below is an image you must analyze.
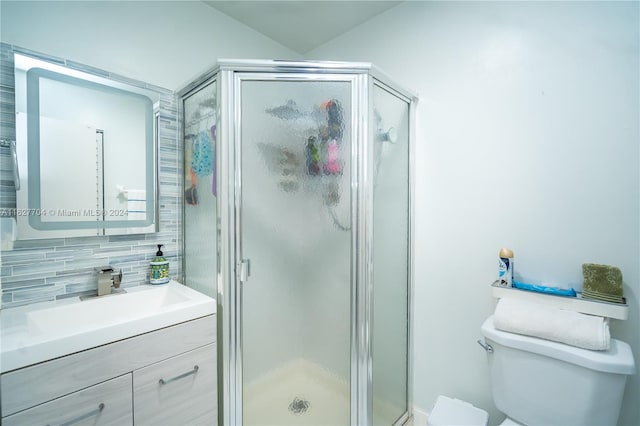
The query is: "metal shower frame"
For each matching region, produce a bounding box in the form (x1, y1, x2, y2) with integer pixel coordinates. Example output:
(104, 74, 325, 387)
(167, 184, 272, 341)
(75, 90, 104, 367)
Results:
(179, 59, 417, 426)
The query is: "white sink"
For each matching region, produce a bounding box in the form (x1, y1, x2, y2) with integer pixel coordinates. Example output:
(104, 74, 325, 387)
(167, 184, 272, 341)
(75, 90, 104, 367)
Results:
(1, 281, 216, 373)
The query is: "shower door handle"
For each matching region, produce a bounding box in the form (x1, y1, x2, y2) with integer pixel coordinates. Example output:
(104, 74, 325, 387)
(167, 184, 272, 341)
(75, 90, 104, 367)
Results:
(239, 259, 251, 283)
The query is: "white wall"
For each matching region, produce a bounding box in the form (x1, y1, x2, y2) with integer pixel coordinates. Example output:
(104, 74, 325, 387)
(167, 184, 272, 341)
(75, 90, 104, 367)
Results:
(0, 0, 300, 90)
(309, 2, 639, 425)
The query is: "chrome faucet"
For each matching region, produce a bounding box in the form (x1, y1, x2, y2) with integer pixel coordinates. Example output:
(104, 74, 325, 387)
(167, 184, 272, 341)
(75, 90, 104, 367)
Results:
(95, 266, 123, 296)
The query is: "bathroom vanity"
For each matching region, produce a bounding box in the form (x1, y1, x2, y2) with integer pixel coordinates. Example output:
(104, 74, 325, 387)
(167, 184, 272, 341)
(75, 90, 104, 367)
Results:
(0, 281, 217, 425)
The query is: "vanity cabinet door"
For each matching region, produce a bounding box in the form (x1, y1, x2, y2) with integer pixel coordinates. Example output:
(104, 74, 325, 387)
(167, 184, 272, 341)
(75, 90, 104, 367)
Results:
(133, 343, 217, 426)
(2, 374, 133, 426)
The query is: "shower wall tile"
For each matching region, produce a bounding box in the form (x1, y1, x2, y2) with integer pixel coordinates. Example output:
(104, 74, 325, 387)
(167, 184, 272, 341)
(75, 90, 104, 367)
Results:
(1, 45, 183, 309)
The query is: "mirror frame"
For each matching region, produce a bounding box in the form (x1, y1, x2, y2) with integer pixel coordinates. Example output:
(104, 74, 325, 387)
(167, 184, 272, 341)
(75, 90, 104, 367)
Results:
(13, 49, 161, 235)
(25, 66, 156, 230)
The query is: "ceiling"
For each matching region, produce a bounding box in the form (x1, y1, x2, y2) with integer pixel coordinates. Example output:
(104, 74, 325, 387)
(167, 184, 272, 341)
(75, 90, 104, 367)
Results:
(203, 1, 403, 54)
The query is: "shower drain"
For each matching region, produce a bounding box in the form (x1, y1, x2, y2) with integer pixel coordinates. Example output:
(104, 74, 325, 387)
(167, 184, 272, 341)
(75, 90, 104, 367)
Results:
(288, 397, 311, 414)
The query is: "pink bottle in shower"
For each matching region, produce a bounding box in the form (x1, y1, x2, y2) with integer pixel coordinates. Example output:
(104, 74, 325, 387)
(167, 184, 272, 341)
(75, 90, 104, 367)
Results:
(324, 139, 342, 175)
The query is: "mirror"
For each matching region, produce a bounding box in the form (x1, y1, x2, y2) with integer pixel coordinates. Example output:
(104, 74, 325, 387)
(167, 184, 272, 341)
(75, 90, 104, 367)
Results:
(10, 49, 161, 239)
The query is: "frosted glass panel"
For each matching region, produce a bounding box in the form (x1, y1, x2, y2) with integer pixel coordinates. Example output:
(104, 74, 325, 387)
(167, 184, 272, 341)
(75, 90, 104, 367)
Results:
(241, 79, 352, 426)
(183, 81, 217, 298)
(372, 85, 410, 425)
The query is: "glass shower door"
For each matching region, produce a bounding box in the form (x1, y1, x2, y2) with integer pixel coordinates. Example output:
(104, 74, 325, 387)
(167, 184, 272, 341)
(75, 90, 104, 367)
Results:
(183, 81, 217, 298)
(371, 83, 410, 425)
(238, 77, 353, 426)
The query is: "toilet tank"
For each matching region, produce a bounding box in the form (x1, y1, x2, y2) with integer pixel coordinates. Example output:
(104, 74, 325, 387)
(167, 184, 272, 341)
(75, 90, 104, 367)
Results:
(481, 316, 635, 426)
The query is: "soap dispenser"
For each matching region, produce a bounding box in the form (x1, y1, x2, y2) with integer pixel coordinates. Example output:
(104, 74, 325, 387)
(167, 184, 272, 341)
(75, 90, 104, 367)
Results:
(150, 244, 170, 285)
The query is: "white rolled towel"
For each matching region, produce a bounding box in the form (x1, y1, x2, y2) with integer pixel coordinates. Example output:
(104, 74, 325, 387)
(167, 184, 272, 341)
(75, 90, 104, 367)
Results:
(493, 297, 610, 350)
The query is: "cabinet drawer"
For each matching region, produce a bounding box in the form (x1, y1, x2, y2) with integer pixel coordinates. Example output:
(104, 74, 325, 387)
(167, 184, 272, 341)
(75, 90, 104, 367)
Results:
(3, 374, 132, 426)
(134, 343, 217, 426)
(2, 315, 216, 417)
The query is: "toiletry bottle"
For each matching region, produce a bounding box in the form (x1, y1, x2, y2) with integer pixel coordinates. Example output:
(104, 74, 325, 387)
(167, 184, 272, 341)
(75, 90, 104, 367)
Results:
(306, 136, 321, 175)
(150, 244, 170, 285)
(498, 248, 514, 287)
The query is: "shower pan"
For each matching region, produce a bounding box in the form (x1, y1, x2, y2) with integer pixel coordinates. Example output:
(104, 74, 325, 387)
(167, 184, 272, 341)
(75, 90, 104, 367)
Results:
(179, 60, 416, 426)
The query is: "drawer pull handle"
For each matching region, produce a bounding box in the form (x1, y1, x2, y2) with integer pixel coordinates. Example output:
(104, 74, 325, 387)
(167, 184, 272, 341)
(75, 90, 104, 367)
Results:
(47, 403, 105, 426)
(159, 365, 199, 385)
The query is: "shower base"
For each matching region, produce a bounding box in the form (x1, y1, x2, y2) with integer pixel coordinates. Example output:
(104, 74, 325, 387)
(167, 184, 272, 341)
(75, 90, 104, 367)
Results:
(243, 358, 403, 426)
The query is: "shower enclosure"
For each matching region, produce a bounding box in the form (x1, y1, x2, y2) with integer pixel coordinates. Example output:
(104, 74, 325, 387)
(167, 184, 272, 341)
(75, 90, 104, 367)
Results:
(180, 60, 416, 426)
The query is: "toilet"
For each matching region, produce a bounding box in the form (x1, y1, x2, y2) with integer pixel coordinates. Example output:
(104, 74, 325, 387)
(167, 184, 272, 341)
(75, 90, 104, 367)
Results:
(480, 314, 636, 425)
(429, 314, 635, 426)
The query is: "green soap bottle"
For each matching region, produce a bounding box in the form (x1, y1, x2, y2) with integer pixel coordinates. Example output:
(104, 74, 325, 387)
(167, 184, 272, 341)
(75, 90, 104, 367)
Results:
(150, 244, 170, 285)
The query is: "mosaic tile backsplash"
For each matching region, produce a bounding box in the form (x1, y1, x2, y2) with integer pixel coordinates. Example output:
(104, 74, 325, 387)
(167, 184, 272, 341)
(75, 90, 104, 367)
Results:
(0, 43, 183, 308)
(0, 43, 17, 212)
